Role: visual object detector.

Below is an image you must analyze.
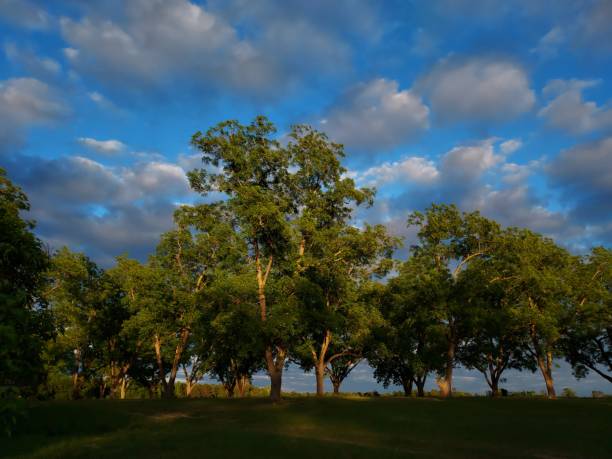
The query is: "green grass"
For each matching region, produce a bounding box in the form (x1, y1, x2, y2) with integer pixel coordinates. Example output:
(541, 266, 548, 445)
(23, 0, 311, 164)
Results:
(2, 397, 611, 458)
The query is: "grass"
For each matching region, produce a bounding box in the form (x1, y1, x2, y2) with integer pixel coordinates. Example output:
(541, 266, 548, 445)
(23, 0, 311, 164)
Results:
(2, 396, 611, 458)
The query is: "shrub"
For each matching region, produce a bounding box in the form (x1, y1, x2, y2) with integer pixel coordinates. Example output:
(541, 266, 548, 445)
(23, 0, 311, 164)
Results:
(0, 388, 27, 437)
(561, 388, 577, 398)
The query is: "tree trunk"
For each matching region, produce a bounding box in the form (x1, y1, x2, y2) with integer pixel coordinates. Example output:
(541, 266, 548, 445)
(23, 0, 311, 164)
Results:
(224, 380, 236, 398)
(269, 367, 282, 403)
(537, 351, 556, 399)
(414, 372, 427, 397)
(332, 381, 340, 394)
(236, 375, 250, 397)
(315, 361, 326, 396)
(490, 376, 500, 397)
(438, 339, 455, 397)
(153, 334, 170, 397)
(120, 377, 128, 399)
(72, 348, 81, 399)
(401, 375, 414, 396)
(265, 345, 286, 403)
(165, 328, 190, 399)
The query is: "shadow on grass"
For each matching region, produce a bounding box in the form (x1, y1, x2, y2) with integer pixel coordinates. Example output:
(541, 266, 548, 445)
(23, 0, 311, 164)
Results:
(2, 397, 611, 459)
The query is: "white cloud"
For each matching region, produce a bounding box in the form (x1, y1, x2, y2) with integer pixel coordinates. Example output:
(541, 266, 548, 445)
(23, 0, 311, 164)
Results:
(0, 78, 68, 152)
(78, 137, 126, 155)
(417, 57, 535, 123)
(63, 47, 79, 60)
(321, 78, 429, 153)
(59, 0, 375, 95)
(8, 153, 196, 264)
(500, 139, 523, 155)
(501, 160, 538, 185)
(539, 79, 612, 134)
(547, 136, 612, 224)
(4, 43, 61, 78)
(0, 0, 51, 29)
(531, 26, 565, 58)
(441, 138, 503, 181)
(354, 156, 439, 187)
(59, 0, 272, 92)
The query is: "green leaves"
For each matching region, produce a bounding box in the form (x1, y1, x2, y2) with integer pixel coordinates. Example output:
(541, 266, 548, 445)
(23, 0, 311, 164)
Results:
(0, 168, 51, 393)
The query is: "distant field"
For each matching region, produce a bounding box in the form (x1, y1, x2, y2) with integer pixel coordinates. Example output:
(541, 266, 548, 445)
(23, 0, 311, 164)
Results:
(3, 397, 611, 458)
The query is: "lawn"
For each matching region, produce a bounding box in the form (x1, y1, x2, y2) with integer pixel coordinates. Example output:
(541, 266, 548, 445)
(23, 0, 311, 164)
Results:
(2, 396, 611, 458)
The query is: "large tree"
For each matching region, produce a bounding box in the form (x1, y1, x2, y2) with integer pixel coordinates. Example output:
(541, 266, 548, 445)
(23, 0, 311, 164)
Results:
(369, 255, 447, 397)
(294, 224, 397, 396)
(113, 203, 243, 398)
(47, 248, 135, 399)
(489, 228, 573, 399)
(407, 204, 500, 397)
(189, 118, 374, 401)
(457, 257, 534, 396)
(561, 247, 611, 384)
(197, 272, 264, 397)
(0, 168, 52, 395)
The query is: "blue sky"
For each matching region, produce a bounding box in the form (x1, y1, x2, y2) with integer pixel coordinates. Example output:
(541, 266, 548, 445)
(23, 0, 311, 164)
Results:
(1, 0, 611, 394)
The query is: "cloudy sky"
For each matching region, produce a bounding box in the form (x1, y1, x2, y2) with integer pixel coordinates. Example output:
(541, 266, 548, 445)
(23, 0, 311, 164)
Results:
(1, 0, 611, 394)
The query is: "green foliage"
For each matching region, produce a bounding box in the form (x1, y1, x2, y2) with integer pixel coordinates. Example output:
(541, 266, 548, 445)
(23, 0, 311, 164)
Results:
(1, 118, 610, 408)
(561, 387, 577, 398)
(368, 254, 448, 394)
(0, 167, 53, 394)
(560, 247, 611, 383)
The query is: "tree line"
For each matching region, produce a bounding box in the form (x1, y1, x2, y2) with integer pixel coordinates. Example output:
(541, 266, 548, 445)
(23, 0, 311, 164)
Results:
(1, 117, 610, 406)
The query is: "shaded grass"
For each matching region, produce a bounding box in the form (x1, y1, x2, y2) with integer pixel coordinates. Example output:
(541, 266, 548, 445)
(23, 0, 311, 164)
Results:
(2, 397, 611, 458)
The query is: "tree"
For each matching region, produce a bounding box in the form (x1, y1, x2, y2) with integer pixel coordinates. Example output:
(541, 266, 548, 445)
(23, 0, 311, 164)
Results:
(457, 257, 534, 396)
(47, 248, 135, 399)
(189, 118, 376, 401)
(490, 228, 573, 399)
(197, 271, 264, 398)
(112, 203, 243, 398)
(0, 167, 52, 395)
(407, 204, 500, 397)
(328, 354, 363, 394)
(369, 255, 447, 397)
(561, 247, 611, 384)
(293, 224, 397, 396)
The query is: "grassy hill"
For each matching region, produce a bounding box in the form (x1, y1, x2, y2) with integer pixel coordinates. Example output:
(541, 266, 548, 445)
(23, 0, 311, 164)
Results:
(3, 396, 611, 458)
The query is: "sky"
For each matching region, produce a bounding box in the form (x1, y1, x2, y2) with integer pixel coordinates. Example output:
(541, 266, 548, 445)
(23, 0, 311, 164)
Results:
(1, 0, 611, 395)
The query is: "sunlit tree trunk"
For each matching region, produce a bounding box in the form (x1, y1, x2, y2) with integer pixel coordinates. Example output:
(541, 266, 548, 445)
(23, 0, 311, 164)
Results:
(415, 373, 427, 397)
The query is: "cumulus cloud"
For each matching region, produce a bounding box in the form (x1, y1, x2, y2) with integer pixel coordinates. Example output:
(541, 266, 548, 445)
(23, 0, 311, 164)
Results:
(539, 79, 612, 135)
(6, 153, 195, 265)
(547, 137, 612, 225)
(59, 0, 376, 95)
(353, 156, 439, 187)
(573, 0, 612, 53)
(0, 78, 68, 153)
(320, 78, 429, 154)
(4, 43, 61, 79)
(60, 0, 274, 92)
(440, 138, 503, 181)
(531, 26, 565, 58)
(501, 161, 537, 185)
(500, 139, 523, 155)
(0, 0, 51, 29)
(417, 57, 535, 123)
(78, 137, 126, 155)
(350, 135, 588, 251)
